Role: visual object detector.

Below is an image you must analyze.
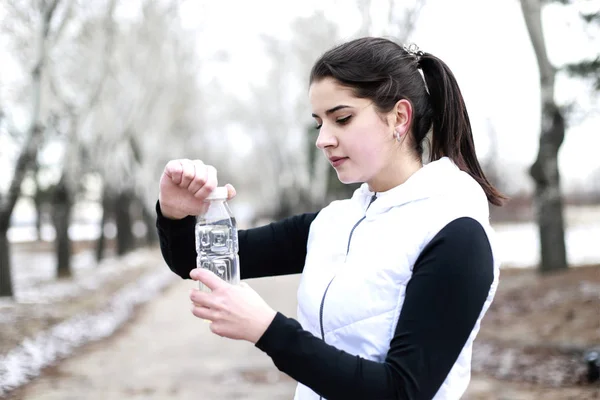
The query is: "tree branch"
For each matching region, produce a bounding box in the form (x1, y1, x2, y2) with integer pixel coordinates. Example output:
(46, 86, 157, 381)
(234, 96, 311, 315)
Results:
(520, 0, 556, 99)
(48, 0, 74, 46)
(84, 0, 118, 113)
(0, 0, 58, 222)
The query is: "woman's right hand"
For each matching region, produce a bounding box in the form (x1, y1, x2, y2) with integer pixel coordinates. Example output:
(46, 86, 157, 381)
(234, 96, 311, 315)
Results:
(158, 159, 236, 220)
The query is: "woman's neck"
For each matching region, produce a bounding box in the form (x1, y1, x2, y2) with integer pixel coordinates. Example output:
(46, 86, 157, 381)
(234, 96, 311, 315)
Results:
(367, 156, 422, 193)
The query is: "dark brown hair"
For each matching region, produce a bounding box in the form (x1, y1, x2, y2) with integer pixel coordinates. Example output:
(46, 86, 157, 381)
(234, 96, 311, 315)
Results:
(309, 37, 506, 206)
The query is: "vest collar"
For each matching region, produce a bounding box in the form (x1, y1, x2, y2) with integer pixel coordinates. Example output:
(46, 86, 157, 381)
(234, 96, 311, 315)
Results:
(351, 157, 488, 219)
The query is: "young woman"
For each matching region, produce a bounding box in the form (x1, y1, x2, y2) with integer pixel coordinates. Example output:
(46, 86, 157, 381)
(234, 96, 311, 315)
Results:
(156, 37, 505, 400)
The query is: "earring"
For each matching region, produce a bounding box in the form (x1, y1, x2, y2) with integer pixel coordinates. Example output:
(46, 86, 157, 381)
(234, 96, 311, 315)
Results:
(394, 130, 402, 142)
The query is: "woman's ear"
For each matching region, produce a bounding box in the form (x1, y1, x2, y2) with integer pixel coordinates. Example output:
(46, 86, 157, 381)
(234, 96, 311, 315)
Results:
(392, 99, 413, 137)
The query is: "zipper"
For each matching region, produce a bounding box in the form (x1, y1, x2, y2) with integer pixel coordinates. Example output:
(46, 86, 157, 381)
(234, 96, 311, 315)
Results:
(318, 193, 377, 341)
(317, 193, 376, 399)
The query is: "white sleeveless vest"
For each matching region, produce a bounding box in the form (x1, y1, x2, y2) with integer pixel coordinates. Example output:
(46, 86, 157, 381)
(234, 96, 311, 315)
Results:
(294, 158, 500, 400)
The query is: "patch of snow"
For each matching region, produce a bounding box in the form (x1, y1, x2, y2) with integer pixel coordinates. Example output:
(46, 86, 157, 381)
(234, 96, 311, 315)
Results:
(11, 249, 152, 304)
(0, 266, 176, 396)
(493, 222, 600, 268)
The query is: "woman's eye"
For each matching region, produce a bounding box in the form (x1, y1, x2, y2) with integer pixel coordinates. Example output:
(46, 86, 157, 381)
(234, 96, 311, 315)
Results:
(336, 115, 352, 125)
(313, 116, 350, 130)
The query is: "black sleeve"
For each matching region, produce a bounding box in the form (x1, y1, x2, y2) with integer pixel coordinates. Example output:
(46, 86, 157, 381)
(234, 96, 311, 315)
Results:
(255, 217, 494, 400)
(155, 201, 317, 280)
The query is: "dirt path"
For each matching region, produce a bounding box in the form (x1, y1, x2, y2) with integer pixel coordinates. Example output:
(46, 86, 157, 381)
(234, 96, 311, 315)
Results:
(8, 276, 300, 400)
(6, 272, 598, 400)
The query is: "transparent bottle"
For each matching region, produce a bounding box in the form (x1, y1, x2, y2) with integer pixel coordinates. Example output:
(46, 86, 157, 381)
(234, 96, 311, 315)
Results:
(195, 187, 240, 292)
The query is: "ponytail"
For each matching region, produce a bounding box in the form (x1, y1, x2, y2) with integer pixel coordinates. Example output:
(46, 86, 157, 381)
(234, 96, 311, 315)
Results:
(419, 53, 507, 206)
(309, 37, 507, 206)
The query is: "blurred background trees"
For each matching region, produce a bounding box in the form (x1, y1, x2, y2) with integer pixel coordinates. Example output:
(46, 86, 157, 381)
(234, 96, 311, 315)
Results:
(0, 0, 204, 296)
(520, 0, 599, 273)
(0, 0, 598, 298)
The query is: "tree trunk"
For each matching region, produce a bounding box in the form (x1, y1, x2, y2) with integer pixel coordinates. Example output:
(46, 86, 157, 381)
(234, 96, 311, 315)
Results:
(0, 125, 44, 297)
(115, 191, 134, 255)
(34, 185, 43, 241)
(30, 158, 43, 241)
(95, 190, 109, 263)
(0, 226, 13, 297)
(0, 2, 60, 297)
(35, 202, 43, 241)
(52, 179, 73, 278)
(521, 0, 568, 273)
(530, 107, 568, 273)
(141, 202, 158, 246)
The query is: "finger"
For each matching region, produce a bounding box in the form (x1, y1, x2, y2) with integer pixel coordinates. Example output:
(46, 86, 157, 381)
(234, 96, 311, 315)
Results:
(164, 160, 184, 185)
(225, 184, 237, 200)
(209, 322, 225, 337)
(191, 304, 218, 321)
(193, 165, 217, 199)
(189, 288, 217, 308)
(190, 268, 228, 291)
(179, 159, 196, 189)
(188, 160, 208, 194)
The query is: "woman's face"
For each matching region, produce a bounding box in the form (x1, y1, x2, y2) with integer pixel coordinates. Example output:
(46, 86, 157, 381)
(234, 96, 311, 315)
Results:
(309, 77, 399, 190)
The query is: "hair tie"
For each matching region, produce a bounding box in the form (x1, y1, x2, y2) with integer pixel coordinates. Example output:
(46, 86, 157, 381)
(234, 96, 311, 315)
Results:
(402, 43, 424, 64)
(402, 43, 429, 94)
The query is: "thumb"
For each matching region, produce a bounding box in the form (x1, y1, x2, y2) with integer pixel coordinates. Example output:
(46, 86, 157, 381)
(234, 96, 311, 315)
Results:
(225, 184, 237, 200)
(190, 268, 228, 291)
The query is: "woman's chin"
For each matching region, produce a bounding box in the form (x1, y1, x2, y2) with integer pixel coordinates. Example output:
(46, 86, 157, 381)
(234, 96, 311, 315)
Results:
(335, 172, 361, 185)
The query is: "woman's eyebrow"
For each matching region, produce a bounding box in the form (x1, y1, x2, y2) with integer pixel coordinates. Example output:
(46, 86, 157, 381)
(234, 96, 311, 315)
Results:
(311, 105, 352, 118)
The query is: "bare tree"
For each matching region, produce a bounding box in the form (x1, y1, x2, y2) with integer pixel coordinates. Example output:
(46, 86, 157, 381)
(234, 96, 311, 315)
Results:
(520, 0, 568, 272)
(45, 0, 117, 277)
(231, 11, 342, 220)
(384, 0, 426, 41)
(0, 0, 62, 298)
(481, 117, 506, 194)
(358, 0, 373, 36)
(357, 0, 425, 41)
(81, 0, 203, 257)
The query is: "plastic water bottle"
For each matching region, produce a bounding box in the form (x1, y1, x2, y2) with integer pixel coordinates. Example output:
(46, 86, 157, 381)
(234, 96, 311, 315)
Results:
(195, 187, 240, 292)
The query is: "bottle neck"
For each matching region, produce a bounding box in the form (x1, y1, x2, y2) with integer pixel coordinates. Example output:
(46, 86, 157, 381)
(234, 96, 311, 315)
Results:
(197, 199, 233, 222)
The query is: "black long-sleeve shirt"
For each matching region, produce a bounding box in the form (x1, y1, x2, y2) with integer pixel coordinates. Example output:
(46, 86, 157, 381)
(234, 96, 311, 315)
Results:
(156, 202, 494, 400)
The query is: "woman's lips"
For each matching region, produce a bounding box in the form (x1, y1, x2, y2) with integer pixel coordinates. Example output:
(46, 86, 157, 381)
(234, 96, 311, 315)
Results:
(329, 157, 348, 167)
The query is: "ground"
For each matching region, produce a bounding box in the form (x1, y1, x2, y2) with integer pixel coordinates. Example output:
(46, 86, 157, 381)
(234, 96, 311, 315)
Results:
(470, 265, 600, 399)
(0, 242, 599, 399)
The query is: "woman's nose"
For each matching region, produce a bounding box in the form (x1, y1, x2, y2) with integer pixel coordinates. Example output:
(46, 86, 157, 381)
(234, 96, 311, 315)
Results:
(315, 125, 337, 149)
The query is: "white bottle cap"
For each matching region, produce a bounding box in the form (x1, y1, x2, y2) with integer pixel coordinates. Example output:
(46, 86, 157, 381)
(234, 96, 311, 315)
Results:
(206, 186, 228, 200)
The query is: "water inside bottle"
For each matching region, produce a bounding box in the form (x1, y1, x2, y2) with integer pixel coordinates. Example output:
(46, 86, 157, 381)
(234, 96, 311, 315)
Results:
(195, 222, 239, 291)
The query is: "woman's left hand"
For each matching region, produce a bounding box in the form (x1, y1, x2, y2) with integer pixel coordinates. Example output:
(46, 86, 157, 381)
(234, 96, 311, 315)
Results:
(189, 268, 277, 343)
